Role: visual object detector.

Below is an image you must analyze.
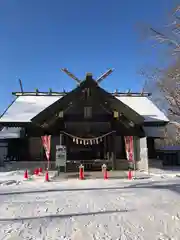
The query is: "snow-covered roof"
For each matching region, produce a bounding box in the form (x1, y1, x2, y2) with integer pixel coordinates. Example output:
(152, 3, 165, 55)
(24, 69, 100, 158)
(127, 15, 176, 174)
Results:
(0, 95, 168, 123)
(157, 145, 180, 151)
(0, 96, 61, 122)
(0, 127, 21, 139)
(116, 96, 169, 122)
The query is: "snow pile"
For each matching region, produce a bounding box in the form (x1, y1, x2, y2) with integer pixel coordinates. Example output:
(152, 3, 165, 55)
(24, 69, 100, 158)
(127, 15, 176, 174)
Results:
(0, 171, 24, 186)
(0, 169, 56, 186)
(0, 178, 179, 239)
(0, 180, 21, 186)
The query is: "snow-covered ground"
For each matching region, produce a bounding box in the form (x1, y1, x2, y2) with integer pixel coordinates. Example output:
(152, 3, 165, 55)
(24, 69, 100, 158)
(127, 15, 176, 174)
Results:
(0, 172, 180, 239)
(144, 167, 180, 178)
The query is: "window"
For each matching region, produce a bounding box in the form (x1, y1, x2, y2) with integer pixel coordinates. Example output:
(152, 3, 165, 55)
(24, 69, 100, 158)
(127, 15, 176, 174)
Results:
(84, 107, 92, 118)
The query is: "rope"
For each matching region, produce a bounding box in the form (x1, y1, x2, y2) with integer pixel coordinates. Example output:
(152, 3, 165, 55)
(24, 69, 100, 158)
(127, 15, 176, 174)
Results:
(60, 130, 115, 145)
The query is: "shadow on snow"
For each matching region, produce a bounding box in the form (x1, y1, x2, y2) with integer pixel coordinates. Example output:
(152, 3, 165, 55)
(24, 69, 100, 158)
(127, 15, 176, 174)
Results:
(0, 180, 180, 195)
(0, 209, 134, 222)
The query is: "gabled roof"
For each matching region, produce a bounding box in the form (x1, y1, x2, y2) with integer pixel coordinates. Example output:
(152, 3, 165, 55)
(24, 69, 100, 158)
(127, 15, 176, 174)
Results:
(32, 77, 144, 125)
(0, 95, 61, 123)
(0, 79, 169, 125)
(116, 96, 169, 123)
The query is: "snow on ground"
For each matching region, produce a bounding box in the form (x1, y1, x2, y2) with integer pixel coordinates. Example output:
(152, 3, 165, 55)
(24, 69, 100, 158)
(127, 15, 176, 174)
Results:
(0, 174, 180, 240)
(144, 167, 180, 178)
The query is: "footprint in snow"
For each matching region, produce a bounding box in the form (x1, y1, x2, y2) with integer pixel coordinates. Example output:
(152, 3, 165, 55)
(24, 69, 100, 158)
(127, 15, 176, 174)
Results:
(148, 215, 155, 221)
(38, 225, 43, 234)
(55, 228, 61, 232)
(4, 228, 13, 234)
(158, 233, 173, 240)
(172, 214, 180, 220)
(84, 222, 92, 227)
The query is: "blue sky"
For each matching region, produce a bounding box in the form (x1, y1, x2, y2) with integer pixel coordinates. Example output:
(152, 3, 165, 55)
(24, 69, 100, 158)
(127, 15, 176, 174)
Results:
(0, 0, 178, 113)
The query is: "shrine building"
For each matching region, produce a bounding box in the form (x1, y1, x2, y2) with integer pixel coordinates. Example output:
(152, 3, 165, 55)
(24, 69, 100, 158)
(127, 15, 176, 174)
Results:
(0, 70, 169, 171)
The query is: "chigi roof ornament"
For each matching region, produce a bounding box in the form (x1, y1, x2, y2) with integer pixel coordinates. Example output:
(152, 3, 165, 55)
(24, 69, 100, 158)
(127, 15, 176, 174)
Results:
(61, 68, 81, 84)
(60, 68, 114, 85)
(96, 68, 114, 84)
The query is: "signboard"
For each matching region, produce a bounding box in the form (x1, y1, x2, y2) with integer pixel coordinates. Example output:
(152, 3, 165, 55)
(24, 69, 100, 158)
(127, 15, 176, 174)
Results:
(55, 145, 66, 169)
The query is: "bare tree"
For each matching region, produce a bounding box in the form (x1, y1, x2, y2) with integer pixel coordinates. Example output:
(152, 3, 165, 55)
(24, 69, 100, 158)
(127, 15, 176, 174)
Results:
(143, 60, 180, 146)
(158, 60, 180, 119)
(148, 5, 180, 55)
(159, 61, 180, 145)
(141, 68, 180, 147)
(141, 5, 180, 146)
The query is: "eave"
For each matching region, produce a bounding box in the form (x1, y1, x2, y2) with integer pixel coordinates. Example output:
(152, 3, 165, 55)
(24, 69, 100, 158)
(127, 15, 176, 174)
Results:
(143, 121, 169, 127)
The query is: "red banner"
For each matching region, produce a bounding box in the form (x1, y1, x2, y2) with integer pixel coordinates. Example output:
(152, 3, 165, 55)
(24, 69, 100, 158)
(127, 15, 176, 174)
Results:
(124, 136, 134, 162)
(41, 135, 51, 169)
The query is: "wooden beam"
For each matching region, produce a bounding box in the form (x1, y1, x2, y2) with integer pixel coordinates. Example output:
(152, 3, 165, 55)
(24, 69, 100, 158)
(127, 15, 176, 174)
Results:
(12, 91, 151, 97)
(112, 92, 151, 97)
(12, 92, 68, 96)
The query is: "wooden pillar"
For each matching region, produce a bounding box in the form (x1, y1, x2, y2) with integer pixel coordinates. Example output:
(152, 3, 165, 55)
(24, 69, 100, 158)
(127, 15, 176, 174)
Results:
(111, 132, 116, 170)
(104, 136, 106, 159)
(60, 133, 63, 145)
(107, 134, 111, 162)
(57, 133, 65, 175)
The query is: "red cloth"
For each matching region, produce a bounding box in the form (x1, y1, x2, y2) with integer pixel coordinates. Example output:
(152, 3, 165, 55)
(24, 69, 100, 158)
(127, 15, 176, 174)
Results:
(41, 135, 51, 169)
(124, 136, 134, 162)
